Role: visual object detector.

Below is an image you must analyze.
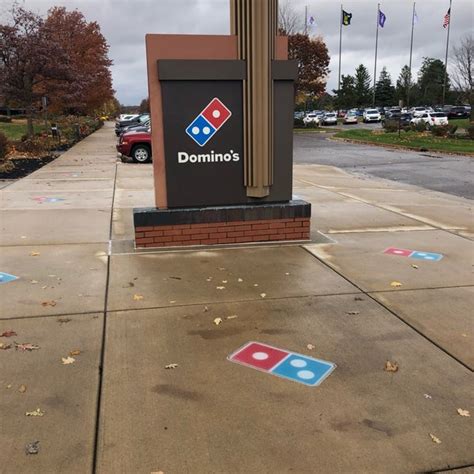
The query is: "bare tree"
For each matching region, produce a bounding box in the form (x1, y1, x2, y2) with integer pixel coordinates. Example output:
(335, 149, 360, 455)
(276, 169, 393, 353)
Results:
(278, 1, 302, 35)
(451, 34, 473, 118)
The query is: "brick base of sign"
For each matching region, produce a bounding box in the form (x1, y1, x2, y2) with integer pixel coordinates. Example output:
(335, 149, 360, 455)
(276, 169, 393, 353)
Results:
(133, 200, 311, 249)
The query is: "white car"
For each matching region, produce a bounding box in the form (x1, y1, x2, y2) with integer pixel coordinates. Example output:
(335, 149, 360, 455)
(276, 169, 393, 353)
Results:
(411, 112, 449, 128)
(321, 112, 338, 126)
(343, 112, 358, 124)
(411, 107, 429, 118)
(118, 114, 139, 121)
(363, 109, 381, 123)
(303, 113, 321, 126)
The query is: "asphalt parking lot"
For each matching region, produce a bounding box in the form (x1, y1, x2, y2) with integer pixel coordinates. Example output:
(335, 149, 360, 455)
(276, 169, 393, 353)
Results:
(294, 132, 474, 200)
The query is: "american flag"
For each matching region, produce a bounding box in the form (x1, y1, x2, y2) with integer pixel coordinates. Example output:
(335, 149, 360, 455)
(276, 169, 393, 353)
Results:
(443, 8, 451, 28)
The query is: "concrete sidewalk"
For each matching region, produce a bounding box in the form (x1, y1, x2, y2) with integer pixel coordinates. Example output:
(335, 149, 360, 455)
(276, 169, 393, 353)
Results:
(1, 123, 472, 473)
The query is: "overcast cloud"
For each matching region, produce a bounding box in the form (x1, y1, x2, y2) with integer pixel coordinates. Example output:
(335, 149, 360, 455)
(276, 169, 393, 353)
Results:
(3, 0, 473, 104)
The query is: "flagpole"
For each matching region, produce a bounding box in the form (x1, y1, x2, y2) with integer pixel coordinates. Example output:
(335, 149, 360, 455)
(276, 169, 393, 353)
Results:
(373, 3, 380, 106)
(304, 5, 308, 35)
(442, 0, 453, 106)
(408, 2, 416, 108)
(338, 4, 343, 93)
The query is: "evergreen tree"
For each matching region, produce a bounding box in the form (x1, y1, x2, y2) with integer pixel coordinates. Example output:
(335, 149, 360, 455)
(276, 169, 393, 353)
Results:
(354, 64, 372, 108)
(417, 57, 450, 106)
(333, 74, 356, 109)
(396, 65, 413, 107)
(374, 67, 395, 107)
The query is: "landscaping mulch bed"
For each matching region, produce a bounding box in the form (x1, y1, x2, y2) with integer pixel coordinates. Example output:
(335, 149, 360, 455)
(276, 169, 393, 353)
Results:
(0, 155, 57, 180)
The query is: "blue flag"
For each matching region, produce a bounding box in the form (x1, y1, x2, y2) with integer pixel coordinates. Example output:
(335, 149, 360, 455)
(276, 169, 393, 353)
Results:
(379, 9, 387, 28)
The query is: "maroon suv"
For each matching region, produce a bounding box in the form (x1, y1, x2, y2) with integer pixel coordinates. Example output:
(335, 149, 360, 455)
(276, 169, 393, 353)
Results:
(116, 130, 152, 163)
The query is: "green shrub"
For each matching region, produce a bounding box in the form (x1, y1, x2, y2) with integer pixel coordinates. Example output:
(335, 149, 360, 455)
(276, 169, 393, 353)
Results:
(430, 125, 450, 137)
(448, 125, 458, 138)
(467, 123, 474, 140)
(294, 118, 304, 128)
(305, 120, 318, 128)
(383, 120, 399, 133)
(0, 116, 12, 123)
(0, 132, 9, 162)
(411, 121, 427, 133)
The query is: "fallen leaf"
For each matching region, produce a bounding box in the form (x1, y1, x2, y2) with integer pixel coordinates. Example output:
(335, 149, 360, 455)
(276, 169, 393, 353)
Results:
(169, 300, 176, 304)
(41, 300, 56, 307)
(346, 311, 360, 315)
(18, 384, 27, 393)
(411, 264, 419, 269)
(260, 293, 266, 298)
(25, 441, 40, 455)
(307, 344, 315, 350)
(213, 318, 223, 326)
(354, 296, 364, 301)
(203, 306, 209, 312)
(0, 343, 12, 350)
(57, 317, 71, 324)
(222, 280, 228, 284)
(26, 408, 44, 417)
(218, 267, 226, 271)
(41, 286, 48, 290)
(285, 272, 291, 276)
(253, 284, 259, 287)
(48, 275, 56, 278)
(133, 294, 144, 301)
(169, 276, 182, 280)
(390, 281, 402, 288)
(424, 393, 432, 399)
(384, 360, 399, 372)
(30, 280, 38, 284)
(461, 333, 468, 337)
(69, 349, 81, 356)
(216, 286, 225, 290)
(237, 278, 243, 282)
(30, 251, 40, 257)
(429, 433, 441, 444)
(61, 356, 75, 365)
(226, 315, 238, 320)
(0, 330, 17, 337)
(6, 384, 12, 389)
(21, 236, 27, 239)
(15, 342, 40, 352)
(206, 277, 213, 282)
(165, 363, 178, 369)
(457, 408, 470, 417)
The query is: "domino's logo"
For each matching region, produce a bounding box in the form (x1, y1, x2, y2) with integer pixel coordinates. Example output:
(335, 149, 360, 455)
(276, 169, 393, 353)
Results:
(186, 98, 232, 147)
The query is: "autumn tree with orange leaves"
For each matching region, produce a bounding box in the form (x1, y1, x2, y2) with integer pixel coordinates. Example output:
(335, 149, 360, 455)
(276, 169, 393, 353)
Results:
(0, 5, 114, 136)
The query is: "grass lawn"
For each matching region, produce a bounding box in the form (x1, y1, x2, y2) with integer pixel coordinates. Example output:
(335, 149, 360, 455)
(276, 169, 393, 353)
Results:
(0, 120, 47, 140)
(334, 129, 474, 155)
(448, 118, 471, 130)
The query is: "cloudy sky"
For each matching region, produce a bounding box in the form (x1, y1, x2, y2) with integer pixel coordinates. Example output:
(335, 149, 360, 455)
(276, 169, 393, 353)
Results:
(3, 0, 473, 104)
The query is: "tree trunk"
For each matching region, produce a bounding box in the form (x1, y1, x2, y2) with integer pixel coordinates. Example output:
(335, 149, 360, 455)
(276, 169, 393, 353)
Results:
(27, 108, 34, 138)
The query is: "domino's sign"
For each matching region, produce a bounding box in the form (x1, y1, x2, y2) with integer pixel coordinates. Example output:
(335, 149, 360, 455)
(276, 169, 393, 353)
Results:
(180, 98, 240, 164)
(186, 98, 232, 146)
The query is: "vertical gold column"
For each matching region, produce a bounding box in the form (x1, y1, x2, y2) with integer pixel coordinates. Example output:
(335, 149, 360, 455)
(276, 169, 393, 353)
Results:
(230, 0, 278, 198)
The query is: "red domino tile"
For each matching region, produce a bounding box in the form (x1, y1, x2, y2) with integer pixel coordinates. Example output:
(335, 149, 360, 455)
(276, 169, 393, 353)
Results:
(229, 342, 289, 371)
(384, 247, 413, 257)
(201, 98, 232, 130)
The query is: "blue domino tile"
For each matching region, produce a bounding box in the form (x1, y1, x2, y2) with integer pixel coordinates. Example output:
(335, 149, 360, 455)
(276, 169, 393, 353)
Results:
(0, 272, 19, 284)
(410, 251, 443, 262)
(185, 115, 216, 147)
(270, 353, 336, 386)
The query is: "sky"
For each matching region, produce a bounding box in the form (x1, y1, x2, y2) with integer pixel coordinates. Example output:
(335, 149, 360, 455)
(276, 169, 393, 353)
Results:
(2, 0, 473, 105)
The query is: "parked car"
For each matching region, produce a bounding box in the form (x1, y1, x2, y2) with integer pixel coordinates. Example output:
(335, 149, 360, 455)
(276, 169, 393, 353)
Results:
(382, 113, 412, 129)
(385, 108, 401, 120)
(294, 111, 305, 120)
(411, 112, 448, 129)
(337, 110, 347, 118)
(118, 114, 139, 121)
(343, 111, 358, 124)
(363, 109, 381, 123)
(303, 113, 321, 126)
(116, 129, 152, 163)
(115, 113, 150, 136)
(321, 112, 338, 126)
(448, 106, 469, 119)
(121, 119, 150, 134)
(411, 107, 430, 118)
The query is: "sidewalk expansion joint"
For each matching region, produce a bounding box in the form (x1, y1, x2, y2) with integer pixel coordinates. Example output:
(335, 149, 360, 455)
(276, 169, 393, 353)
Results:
(0, 310, 101, 322)
(302, 246, 474, 373)
(92, 160, 118, 474)
(422, 462, 474, 473)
